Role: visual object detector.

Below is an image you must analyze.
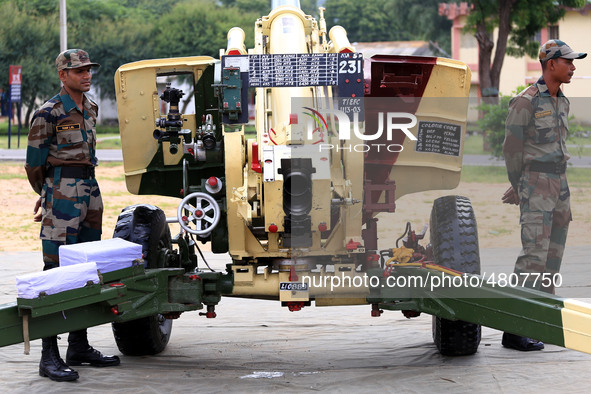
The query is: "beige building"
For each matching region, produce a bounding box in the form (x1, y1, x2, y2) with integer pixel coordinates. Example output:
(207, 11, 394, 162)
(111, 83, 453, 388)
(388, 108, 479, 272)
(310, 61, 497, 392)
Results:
(439, 2, 591, 122)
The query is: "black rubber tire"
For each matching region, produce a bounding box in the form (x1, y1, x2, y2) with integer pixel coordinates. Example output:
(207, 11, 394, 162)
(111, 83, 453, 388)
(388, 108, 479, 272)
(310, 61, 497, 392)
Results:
(112, 204, 172, 268)
(112, 315, 173, 356)
(111, 204, 173, 356)
(430, 195, 481, 356)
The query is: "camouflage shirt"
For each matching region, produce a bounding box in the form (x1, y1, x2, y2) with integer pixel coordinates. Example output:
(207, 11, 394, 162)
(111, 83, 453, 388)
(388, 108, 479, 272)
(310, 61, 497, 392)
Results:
(503, 77, 570, 190)
(25, 87, 98, 195)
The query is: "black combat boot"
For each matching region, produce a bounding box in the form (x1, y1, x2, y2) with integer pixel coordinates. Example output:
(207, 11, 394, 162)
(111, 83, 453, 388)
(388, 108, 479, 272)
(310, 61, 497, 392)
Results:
(502, 332, 544, 351)
(39, 336, 79, 381)
(66, 329, 120, 367)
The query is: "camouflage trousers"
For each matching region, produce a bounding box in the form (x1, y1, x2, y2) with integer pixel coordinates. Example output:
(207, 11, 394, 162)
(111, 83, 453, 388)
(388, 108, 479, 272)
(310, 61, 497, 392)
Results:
(40, 174, 103, 270)
(516, 170, 570, 294)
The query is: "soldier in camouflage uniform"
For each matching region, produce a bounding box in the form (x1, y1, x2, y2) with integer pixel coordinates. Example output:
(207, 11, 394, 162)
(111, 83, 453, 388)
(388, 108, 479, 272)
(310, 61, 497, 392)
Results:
(501, 40, 586, 351)
(25, 49, 120, 382)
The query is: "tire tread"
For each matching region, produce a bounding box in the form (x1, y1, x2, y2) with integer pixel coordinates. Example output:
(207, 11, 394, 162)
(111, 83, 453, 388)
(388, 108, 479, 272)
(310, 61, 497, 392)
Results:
(111, 204, 173, 356)
(430, 195, 481, 356)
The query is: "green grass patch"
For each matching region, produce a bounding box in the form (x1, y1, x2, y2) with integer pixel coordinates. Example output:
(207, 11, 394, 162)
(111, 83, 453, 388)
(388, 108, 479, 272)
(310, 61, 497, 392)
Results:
(487, 228, 512, 236)
(100, 176, 126, 182)
(100, 161, 124, 168)
(463, 132, 591, 157)
(0, 130, 120, 149)
(461, 165, 591, 186)
(568, 136, 590, 145)
(96, 134, 121, 149)
(564, 167, 591, 186)
(567, 145, 591, 158)
(0, 133, 28, 149)
(96, 125, 120, 134)
(463, 133, 487, 155)
(461, 166, 508, 183)
(0, 172, 26, 180)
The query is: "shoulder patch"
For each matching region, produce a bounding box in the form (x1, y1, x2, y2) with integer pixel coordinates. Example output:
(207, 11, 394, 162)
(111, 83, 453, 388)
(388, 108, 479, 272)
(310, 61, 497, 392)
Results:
(518, 84, 539, 100)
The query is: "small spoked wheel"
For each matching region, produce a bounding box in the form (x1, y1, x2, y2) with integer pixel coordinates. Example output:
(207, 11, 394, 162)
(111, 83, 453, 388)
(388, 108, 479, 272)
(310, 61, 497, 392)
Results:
(177, 192, 221, 236)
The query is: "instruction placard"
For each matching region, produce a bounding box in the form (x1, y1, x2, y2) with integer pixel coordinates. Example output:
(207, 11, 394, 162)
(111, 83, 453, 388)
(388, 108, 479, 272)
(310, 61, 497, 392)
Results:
(415, 121, 462, 156)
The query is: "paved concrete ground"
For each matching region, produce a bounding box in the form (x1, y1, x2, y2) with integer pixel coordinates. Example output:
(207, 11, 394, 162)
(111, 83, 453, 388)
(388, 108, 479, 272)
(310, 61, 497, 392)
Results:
(0, 248, 590, 393)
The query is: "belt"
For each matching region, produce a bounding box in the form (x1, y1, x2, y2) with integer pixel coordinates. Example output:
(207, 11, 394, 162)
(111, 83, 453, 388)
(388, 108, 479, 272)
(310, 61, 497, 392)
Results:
(528, 161, 566, 175)
(47, 166, 95, 179)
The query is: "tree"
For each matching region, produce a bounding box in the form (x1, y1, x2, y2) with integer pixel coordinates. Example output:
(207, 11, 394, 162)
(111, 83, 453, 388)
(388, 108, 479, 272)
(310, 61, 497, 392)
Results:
(67, 0, 177, 99)
(323, 0, 391, 42)
(323, 0, 453, 55)
(152, 0, 261, 59)
(1, 0, 457, 126)
(0, 0, 179, 112)
(476, 86, 524, 158)
(465, 0, 584, 99)
(80, 17, 156, 100)
(0, 2, 60, 126)
(220, 0, 318, 16)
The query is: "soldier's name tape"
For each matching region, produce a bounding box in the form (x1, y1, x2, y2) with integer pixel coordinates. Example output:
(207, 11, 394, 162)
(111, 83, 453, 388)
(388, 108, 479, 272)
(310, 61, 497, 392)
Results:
(56, 123, 81, 132)
(534, 110, 552, 119)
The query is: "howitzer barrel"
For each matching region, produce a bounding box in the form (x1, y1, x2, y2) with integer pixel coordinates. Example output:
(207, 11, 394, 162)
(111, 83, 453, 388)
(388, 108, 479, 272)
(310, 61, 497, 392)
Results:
(226, 27, 247, 56)
(266, 6, 312, 141)
(328, 26, 354, 53)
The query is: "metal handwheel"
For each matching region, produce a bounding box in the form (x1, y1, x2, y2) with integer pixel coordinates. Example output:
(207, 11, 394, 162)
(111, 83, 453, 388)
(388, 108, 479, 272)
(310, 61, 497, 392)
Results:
(177, 192, 221, 236)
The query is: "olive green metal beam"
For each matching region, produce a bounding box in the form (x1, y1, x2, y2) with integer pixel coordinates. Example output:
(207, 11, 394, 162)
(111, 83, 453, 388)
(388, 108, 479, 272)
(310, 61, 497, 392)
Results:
(0, 265, 232, 348)
(1, 262, 590, 356)
(368, 265, 591, 354)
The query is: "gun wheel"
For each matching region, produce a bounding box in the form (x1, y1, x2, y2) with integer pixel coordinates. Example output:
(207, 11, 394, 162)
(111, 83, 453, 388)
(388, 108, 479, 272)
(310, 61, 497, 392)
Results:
(112, 204, 173, 355)
(430, 195, 481, 356)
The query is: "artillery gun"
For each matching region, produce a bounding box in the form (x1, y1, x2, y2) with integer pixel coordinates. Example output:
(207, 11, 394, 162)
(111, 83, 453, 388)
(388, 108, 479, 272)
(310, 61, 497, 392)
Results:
(2, 1, 591, 360)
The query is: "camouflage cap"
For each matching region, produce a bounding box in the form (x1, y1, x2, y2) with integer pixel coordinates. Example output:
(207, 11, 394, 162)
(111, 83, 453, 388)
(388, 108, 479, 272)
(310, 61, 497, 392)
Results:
(55, 49, 100, 71)
(539, 39, 587, 62)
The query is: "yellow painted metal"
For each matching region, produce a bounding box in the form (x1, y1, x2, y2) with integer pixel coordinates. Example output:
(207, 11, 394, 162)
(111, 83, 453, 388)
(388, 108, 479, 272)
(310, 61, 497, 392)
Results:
(230, 265, 281, 297)
(265, 6, 311, 145)
(224, 130, 249, 258)
(341, 132, 365, 250)
(328, 26, 354, 53)
(225, 7, 469, 277)
(226, 27, 247, 55)
(100, 6, 591, 359)
(226, 6, 363, 259)
(389, 58, 472, 199)
(229, 264, 370, 301)
(263, 181, 284, 231)
(114, 56, 215, 194)
(562, 299, 591, 354)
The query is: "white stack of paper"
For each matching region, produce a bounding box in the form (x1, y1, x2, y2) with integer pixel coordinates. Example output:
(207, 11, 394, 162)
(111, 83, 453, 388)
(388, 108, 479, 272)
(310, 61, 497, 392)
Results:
(16, 262, 99, 299)
(59, 238, 142, 273)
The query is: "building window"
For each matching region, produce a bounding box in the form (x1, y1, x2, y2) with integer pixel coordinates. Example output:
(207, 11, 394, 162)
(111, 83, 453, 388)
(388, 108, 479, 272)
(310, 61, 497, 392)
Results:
(548, 25, 559, 39)
(533, 30, 542, 43)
